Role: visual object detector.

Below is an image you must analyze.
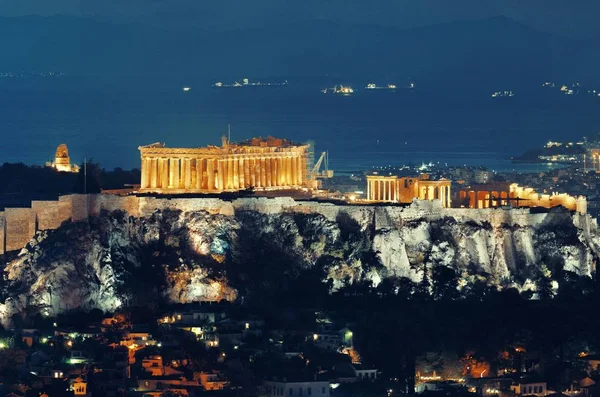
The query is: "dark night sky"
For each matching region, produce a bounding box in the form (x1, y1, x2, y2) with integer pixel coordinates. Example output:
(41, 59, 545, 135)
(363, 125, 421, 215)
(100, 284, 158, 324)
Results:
(1, 0, 599, 38)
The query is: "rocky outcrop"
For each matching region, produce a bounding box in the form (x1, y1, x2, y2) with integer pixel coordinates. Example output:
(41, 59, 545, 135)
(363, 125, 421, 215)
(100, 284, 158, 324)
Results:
(0, 198, 598, 325)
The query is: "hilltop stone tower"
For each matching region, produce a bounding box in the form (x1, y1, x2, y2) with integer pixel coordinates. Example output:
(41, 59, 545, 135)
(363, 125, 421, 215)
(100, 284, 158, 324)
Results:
(47, 143, 80, 173)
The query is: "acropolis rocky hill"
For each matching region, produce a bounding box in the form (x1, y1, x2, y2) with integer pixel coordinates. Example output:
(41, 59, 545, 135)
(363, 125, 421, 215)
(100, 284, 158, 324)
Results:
(0, 195, 599, 325)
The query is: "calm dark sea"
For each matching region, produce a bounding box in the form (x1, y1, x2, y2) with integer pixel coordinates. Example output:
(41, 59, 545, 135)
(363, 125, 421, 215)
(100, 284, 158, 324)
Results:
(1, 76, 598, 173)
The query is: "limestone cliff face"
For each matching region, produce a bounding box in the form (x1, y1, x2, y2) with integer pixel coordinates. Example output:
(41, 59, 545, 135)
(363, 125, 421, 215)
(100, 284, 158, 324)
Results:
(1, 198, 598, 324)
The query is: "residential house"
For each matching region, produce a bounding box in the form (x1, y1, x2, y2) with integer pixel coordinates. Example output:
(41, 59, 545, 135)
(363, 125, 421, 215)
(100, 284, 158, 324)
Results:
(263, 378, 331, 397)
(197, 371, 229, 391)
(511, 380, 548, 396)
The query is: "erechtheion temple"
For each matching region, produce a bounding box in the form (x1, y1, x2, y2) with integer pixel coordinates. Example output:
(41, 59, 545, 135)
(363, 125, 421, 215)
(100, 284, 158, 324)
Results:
(366, 174, 452, 207)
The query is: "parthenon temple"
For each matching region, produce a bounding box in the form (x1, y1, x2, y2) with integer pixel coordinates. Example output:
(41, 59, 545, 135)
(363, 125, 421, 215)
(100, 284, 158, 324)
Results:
(366, 174, 452, 207)
(455, 182, 587, 213)
(138, 136, 309, 193)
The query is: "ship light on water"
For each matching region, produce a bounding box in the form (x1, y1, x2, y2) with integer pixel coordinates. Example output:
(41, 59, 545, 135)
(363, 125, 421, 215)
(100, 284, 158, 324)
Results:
(183, 87, 191, 92)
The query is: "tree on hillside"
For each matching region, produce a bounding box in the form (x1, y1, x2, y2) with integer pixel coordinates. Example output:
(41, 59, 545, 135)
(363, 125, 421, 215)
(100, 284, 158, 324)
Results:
(432, 266, 459, 301)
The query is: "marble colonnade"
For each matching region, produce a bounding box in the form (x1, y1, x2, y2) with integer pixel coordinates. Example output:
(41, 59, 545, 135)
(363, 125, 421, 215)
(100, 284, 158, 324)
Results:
(139, 152, 306, 192)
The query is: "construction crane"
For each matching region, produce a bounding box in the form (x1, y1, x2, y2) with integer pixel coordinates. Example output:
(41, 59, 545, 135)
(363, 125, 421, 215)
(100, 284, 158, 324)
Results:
(307, 151, 334, 189)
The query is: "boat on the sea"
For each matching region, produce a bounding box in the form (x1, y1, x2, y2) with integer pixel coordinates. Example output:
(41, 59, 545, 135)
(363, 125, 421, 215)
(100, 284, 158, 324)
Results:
(182, 87, 191, 92)
(322, 85, 354, 95)
(213, 77, 288, 88)
(365, 83, 397, 90)
(491, 90, 515, 98)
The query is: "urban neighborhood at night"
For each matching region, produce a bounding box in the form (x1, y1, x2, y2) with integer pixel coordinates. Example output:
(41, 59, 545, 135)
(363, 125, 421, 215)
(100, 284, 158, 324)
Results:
(2, 2, 600, 397)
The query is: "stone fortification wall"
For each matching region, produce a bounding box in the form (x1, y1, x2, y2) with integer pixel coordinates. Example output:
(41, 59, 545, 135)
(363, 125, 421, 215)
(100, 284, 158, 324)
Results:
(31, 201, 71, 230)
(444, 207, 535, 227)
(4, 208, 37, 252)
(0, 195, 91, 254)
(0, 194, 591, 254)
(0, 214, 5, 255)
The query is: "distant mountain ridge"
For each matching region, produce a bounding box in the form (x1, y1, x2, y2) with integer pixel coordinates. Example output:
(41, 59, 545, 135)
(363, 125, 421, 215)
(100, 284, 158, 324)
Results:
(0, 15, 595, 87)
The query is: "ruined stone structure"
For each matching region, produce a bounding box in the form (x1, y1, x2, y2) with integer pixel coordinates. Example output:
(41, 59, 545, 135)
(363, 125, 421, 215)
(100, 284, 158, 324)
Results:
(456, 182, 587, 213)
(0, 195, 89, 254)
(138, 136, 309, 193)
(46, 144, 80, 173)
(366, 174, 452, 208)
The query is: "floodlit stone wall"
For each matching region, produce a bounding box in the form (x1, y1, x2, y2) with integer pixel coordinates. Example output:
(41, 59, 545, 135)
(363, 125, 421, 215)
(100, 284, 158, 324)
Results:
(4, 208, 37, 252)
(31, 201, 70, 230)
(0, 213, 5, 255)
(0, 193, 595, 254)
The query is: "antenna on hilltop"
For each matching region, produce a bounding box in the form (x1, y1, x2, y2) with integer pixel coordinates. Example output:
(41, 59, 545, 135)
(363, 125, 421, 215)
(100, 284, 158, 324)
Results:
(228, 124, 231, 144)
(84, 157, 87, 194)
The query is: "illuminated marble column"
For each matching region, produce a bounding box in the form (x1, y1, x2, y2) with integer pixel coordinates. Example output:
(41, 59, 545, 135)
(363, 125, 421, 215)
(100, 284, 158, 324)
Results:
(273, 157, 279, 187)
(238, 158, 245, 188)
(195, 159, 203, 190)
(296, 156, 301, 185)
(250, 158, 256, 187)
(233, 158, 240, 189)
(383, 179, 388, 201)
(281, 157, 286, 185)
(207, 159, 215, 191)
(277, 157, 284, 185)
(217, 160, 224, 191)
(270, 158, 277, 187)
(158, 158, 167, 189)
(225, 158, 231, 189)
(260, 157, 267, 188)
(265, 156, 272, 187)
(243, 158, 250, 188)
(219, 159, 229, 190)
(255, 157, 260, 187)
(373, 180, 377, 200)
(289, 157, 295, 186)
(190, 159, 196, 189)
(176, 158, 183, 189)
(385, 181, 389, 201)
(296, 155, 303, 186)
(252, 157, 259, 188)
(372, 180, 375, 200)
(374, 180, 378, 201)
(229, 158, 234, 189)
(183, 158, 191, 189)
(441, 186, 446, 207)
(290, 156, 297, 186)
(292, 156, 297, 185)
(371, 180, 375, 200)
(168, 158, 177, 188)
(286, 157, 293, 186)
(148, 158, 156, 189)
(140, 158, 149, 189)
